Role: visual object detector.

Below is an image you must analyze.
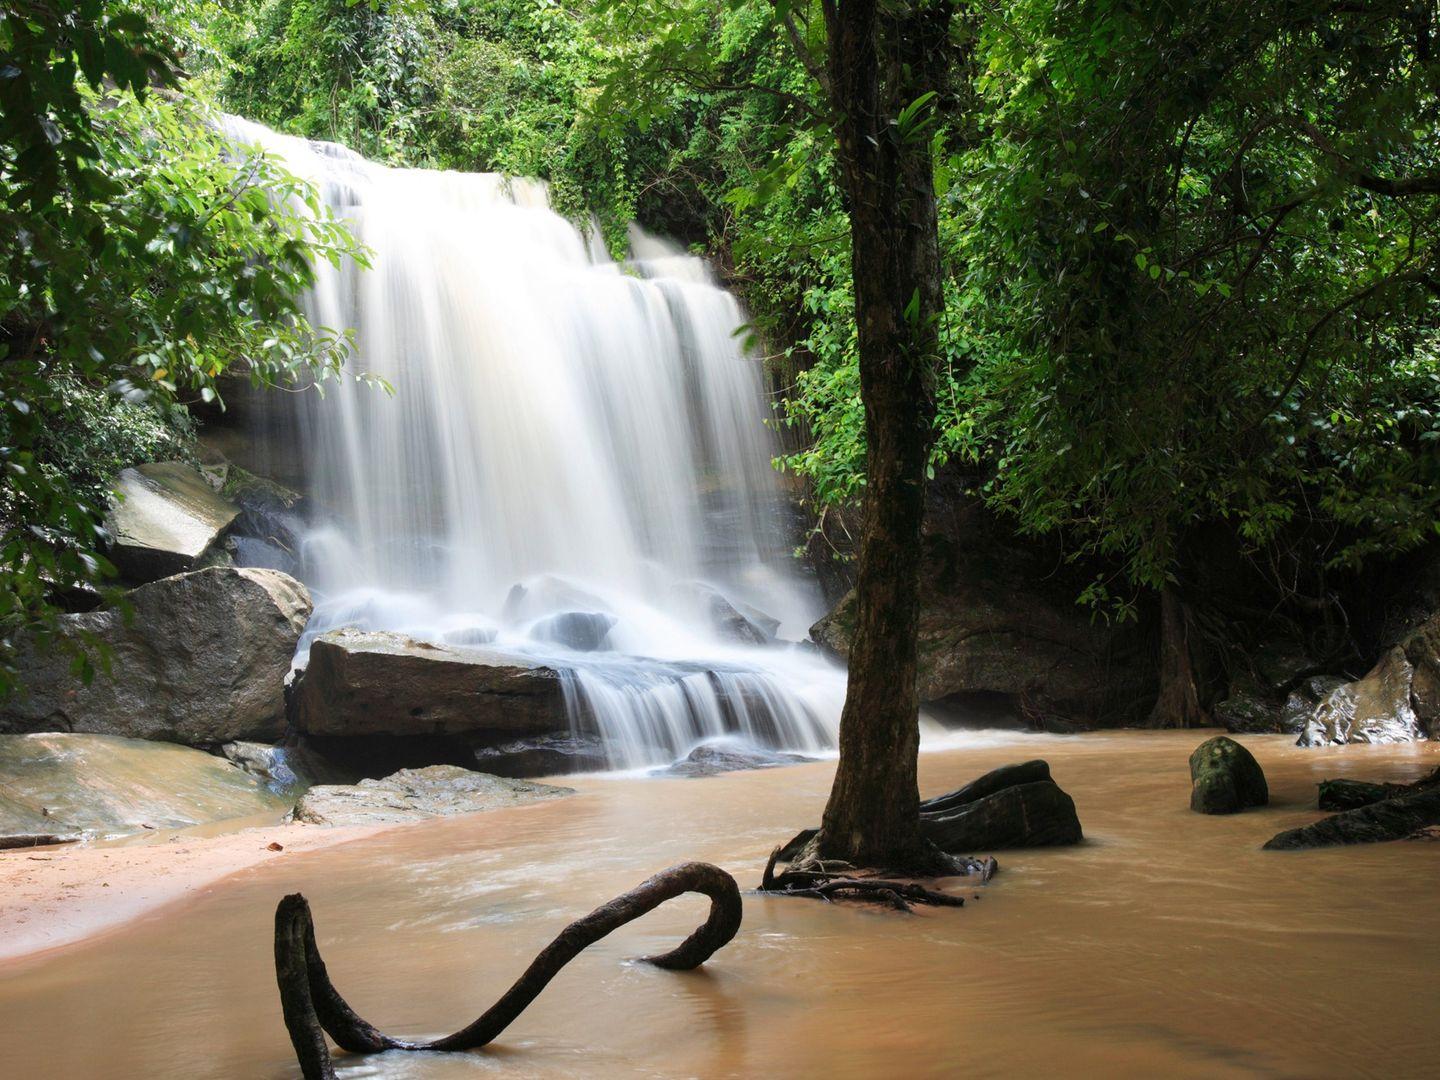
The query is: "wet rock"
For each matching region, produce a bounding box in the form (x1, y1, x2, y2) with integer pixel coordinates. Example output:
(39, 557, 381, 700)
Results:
(0, 832, 83, 850)
(1317, 767, 1440, 812)
(530, 611, 616, 652)
(0, 732, 288, 840)
(676, 581, 774, 644)
(776, 759, 1081, 859)
(219, 465, 307, 558)
(918, 759, 1053, 815)
(812, 584, 1149, 730)
(1264, 786, 1440, 850)
(652, 741, 813, 779)
(292, 764, 573, 827)
(290, 629, 568, 739)
(104, 462, 241, 582)
(1215, 688, 1283, 735)
(921, 780, 1083, 851)
(1299, 647, 1426, 746)
(1189, 736, 1268, 814)
(0, 567, 311, 745)
(471, 733, 610, 777)
(1281, 676, 1346, 735)
(220, 740, 351, 795)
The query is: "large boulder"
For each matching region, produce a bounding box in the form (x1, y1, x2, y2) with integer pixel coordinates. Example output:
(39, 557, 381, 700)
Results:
(0, 732, 289, 843)
(290, 629, 569, 739)
(1189, 735, 1268, 814)
(529, 611, 616, 652)
(1299, 647, 1427, 746)
(104, 461, 240, 582)
(1264, 786, 1440, 850)
(293, 764, 573, 827)
(674, 581, 777, 645)
(1, 567, 311, 745)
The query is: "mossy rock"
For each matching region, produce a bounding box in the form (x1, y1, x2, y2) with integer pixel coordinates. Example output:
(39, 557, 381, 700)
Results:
(1189, 735, 1268, 814)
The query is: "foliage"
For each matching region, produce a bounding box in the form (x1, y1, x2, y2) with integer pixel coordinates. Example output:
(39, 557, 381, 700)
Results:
(0, 2, 366, 693)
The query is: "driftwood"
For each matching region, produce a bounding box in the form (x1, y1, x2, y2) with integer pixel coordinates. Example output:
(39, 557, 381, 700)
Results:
(757, 846, 988, 911)
(275, 861, 742, 1079)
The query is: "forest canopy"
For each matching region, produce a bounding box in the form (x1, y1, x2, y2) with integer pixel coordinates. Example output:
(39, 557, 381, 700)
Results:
(2, 0, 1438, 697)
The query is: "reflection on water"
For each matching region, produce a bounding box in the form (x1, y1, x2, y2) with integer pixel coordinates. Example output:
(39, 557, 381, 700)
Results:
(1, 731, 1437, 1078)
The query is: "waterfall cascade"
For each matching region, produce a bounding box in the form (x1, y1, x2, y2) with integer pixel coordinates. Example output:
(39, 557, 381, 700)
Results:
(223, 117, 846, 770)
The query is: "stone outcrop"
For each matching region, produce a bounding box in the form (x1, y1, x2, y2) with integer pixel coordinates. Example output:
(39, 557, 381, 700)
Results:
(674, 581, 778, 645)
(290, 629, 569, 739)
(1298, 614, 1440, 745)
(529, 611, 616, 651)
(1189, 736, 1268, 814)
(292, 764, 573, 826)
(1, 567, 311, 745)
(0, 732, 288, 843)
(104, 461, 240, 582)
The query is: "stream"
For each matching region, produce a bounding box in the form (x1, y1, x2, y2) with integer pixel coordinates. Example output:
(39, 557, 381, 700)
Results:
(2, 731, 1436, 1079)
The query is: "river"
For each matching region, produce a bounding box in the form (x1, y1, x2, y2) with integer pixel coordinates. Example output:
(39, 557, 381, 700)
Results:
(1, 730, 1436, 1079)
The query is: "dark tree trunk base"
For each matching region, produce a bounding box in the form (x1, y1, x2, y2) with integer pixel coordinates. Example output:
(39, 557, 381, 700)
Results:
(274, 862, 742, 1079)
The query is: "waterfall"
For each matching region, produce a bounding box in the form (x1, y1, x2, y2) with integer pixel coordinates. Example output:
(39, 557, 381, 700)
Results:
(222, 116, 846, 770)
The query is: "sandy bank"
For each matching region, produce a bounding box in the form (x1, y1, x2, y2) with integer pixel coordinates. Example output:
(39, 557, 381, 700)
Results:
(0, 817, 388, 965)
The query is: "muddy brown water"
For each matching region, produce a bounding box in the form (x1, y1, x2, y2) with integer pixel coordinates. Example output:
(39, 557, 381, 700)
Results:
(1, 730, 1437, 1079)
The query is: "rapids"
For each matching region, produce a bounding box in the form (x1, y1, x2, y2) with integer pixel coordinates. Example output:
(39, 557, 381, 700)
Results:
(1, 732, 1436, 1078)
(221, 116, 845, 770)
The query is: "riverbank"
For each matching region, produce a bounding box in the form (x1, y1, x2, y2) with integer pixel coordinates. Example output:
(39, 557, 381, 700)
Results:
(0, 816, 390, 964)
(2, 730, 1437, 1079)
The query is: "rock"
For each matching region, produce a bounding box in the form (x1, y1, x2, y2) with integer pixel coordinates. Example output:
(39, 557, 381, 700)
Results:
(104, 462, 241, 582)
(1299, 646, 1426, 746)
(0, 567, 311, 745)
(220, 740, 351, 795)
(1250, 640, 1321, 696)
(0, 733, 289, 841)
(1317, 767, 1440, 812)
(921, 781, 1083, 852)
(1402, 612, 1440, 729)
(442, 626, 498, 647)
(529, 611, 616, 652)
(471, 733, 610, 777)
(811, 582, 1149, 730)
(1281, 676, 1346, 734)
(219, 465, 307, 556)
(289, 629, 568, 739)
(675, 581, 774, 644)
(0, 833, 83, 850)
(775, 759, 1081, 860)
(1189, 736, 1268, 814)
(1215, 688, 1283, 735)
(918, 759, 1053, 815)
(651, 740, 812, 779)
(1264, 786, 1440, 850)
(292, 764, 573, 827)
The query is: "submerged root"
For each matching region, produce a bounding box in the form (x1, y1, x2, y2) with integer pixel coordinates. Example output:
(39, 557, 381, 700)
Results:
(274, 861, 743, 1080)
(757, 846, 983, 912)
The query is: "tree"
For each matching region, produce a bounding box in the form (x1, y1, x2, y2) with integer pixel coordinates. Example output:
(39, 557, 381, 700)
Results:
(0, 1, 365, 694)
(793, 0, 964, 871)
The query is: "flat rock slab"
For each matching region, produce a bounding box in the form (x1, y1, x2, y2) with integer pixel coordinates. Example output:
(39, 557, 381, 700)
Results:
(293, 764, 574, 827)
(290, 629, 568, 738)
(651, 741, 813, 779)
(1264, 786, 1440, 850)
(105, 461, 240, 582)
(0, 733, 288, 841)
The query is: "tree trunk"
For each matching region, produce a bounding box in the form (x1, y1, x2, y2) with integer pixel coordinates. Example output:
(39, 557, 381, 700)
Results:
(1146, 585, 1210, 728)
(805, 0, 957, 872)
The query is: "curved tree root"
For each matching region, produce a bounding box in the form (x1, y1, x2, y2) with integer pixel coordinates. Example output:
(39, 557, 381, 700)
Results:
(275, 861, 743, 1079)
(757, 847, 978, 912)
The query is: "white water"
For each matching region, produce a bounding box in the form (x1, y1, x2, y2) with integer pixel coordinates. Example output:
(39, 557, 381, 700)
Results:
(223, 117, 847, 769)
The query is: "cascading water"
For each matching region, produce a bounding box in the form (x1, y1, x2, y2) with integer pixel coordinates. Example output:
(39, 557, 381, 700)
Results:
(222, 116, 846, 770)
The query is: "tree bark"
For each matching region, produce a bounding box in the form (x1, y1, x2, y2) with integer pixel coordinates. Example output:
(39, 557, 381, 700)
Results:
(1145, 585, 1210, 728)
(803, 0, 958, 872)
